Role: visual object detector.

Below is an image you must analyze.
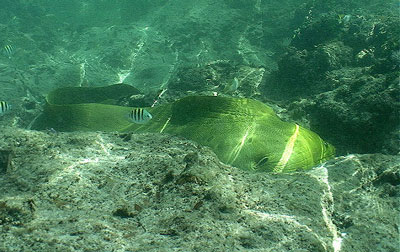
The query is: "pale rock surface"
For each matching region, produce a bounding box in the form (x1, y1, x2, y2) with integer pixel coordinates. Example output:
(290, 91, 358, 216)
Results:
(0, 128, 398, 252)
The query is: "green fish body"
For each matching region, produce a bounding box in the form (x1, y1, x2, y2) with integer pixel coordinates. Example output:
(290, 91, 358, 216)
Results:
(33, 84, 335, 172)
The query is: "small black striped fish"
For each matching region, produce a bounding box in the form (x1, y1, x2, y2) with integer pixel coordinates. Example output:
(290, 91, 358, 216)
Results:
(3, 45, 13, 59)
(0, 101, 11, 115)
(127, 108, 152, 124)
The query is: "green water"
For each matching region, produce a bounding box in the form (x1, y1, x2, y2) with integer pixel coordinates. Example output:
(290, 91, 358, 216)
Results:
(0, 1, 398, 251)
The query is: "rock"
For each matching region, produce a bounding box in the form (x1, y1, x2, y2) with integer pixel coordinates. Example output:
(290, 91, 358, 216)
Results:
(303, 71, 399, 155)
(324, 154, 399, 252)
(0, 128, 398, 251)
(261, 7, 400, 155)
(265, 41, 353, 100)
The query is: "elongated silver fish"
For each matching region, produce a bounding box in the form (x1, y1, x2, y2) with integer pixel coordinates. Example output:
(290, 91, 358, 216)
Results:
(127, 108, 152, 124)
(3, 45, 13, 59)
(0, 101, 11, 115)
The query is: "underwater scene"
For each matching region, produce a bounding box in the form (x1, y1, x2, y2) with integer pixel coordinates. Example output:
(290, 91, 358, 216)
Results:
(0, 0, 399, 251)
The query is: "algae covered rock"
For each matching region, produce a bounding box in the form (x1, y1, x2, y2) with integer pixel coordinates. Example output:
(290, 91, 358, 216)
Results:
(33, 84, 335, 172)
(0, 128, 397, 252)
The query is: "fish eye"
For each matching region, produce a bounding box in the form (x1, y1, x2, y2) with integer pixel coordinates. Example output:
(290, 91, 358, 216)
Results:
(255, 156, 269, 169)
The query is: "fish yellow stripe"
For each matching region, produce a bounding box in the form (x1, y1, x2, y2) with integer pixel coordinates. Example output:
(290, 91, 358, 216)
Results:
(274, 124, 300, 173)
(160, 117, 171, 133)
(228, 123, 255, 164)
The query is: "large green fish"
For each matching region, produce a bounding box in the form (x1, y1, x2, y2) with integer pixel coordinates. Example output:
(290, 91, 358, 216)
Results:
(33, 84, 335, 172)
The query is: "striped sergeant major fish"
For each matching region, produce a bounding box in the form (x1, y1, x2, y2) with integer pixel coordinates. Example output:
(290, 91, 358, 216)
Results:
(3, 45, 14, 59)
(0, 101, 11, 115)
(127, 108, 152, 124)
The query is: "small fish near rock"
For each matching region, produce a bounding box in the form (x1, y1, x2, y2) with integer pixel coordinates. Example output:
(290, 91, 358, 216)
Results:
(0, 101, 11, 116)
(2, 45, 14, 59)
(127, 108, 152, 124)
